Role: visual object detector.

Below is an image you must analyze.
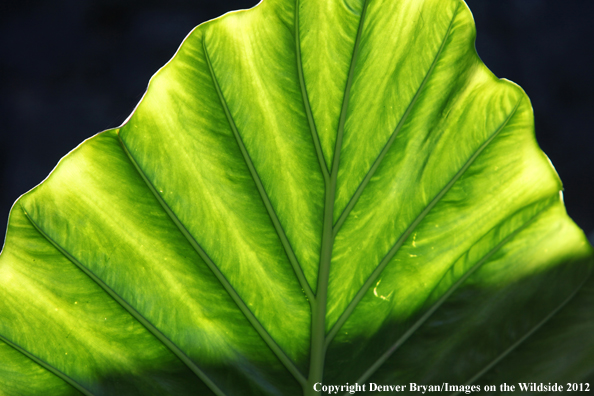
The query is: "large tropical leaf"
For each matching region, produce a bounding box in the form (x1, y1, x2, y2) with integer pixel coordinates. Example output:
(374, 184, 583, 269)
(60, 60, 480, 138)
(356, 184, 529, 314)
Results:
(1, 0, 593, 395)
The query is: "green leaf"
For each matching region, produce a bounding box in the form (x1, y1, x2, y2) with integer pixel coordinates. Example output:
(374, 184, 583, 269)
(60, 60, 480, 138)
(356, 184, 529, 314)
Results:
(1, 0, 593, 395)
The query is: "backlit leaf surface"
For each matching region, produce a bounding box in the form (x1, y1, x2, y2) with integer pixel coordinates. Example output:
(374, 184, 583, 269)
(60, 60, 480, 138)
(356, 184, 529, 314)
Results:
(1, 0, 593, 395)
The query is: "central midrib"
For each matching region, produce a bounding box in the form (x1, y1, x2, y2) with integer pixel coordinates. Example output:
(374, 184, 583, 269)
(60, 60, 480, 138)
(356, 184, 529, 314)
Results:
(304, 0, 370, 394)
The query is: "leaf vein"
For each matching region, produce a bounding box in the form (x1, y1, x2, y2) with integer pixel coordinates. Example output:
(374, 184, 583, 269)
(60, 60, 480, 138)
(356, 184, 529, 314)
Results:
(118, 135, 307, 387)
(295, 0, 330, 181)
(20, 204, 227, 396)
(351, 197, 557, 385)
(333, 3, 459, 236)
(306, 0, 371, 391)
(326, 97, 523, 347)
(0, 330, 94, 396)
(202, 38, 315, 305)
(452, 270, 593, 395)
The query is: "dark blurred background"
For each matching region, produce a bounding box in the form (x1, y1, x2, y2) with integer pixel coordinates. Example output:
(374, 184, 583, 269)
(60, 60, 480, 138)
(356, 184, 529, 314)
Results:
(0, 0, 592, 242)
